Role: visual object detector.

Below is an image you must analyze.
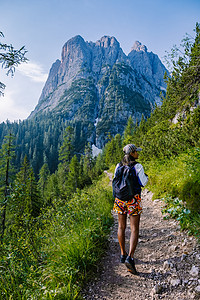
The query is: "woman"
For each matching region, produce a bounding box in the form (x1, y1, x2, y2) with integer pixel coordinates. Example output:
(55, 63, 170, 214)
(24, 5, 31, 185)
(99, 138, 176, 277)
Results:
(113, 143, 148, 274)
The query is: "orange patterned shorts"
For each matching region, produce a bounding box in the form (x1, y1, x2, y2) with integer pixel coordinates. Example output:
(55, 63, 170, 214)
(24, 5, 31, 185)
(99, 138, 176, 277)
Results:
(113, 194, 142, 216)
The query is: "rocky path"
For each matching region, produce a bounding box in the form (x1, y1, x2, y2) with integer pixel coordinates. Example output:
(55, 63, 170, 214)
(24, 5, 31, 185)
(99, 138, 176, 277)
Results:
(82, 188, 200, 300)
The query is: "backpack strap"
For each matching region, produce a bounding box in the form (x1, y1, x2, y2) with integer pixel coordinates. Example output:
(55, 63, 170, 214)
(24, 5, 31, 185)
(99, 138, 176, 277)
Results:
(128, 161, 138, 174)
(114, 161, 123, 176)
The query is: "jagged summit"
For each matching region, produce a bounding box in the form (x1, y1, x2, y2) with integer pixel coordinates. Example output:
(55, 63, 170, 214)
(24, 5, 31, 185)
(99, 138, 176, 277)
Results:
(63, 34, 85, 46)
(130, 41, 147, 53)
(95, 36, 120, 48)
(61, 35, 88, 62)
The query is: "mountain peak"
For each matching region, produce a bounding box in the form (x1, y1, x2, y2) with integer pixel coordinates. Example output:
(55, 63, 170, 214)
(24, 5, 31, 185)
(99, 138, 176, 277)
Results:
(131, 41, 147, 52)
(66, 35, 85, 44)
(95, 35, 120, 48)
(61, 35, 87, 62)
(63, 35, 85, 51)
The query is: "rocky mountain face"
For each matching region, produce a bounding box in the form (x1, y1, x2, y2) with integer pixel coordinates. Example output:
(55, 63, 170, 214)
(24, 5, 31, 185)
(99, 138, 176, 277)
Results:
(30, 35, 168, 149)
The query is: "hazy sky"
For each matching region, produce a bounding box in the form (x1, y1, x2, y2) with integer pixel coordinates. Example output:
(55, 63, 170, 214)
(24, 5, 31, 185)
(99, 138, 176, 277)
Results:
(0, 0, 199, 122)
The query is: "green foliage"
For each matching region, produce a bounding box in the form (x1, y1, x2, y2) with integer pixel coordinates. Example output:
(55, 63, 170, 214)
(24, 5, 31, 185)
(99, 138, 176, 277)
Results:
(66, 155, 80, 194)
(82, 143, 93, 177)
(38, 163, 50, 199)
(161, 195, 200, 239)
(9, 156, 41, 231)
(144, 151, 200, 239)
(0, 157, 44, 299)
(144, 151, 200, 211)
(59, 126, 74, 167)
(44, 173, 60, 205)
(0, 133, 16, 191)
(0, 233, 42, 299)
(103, 134, 124, 167)
(91, 152, 105, 177)
(39, 185, 113, 298)
(0, 133, 16, 240)
(164, 22, 200, 105)
(181, 147, 200, 211)
(0, 115, 63, 175)
(0, 113, 102, 177)
(123, 116, 135, 145)
(0, 166, 113, 299)
(0, 31, 28, 96)
(57, 142, 98, 198)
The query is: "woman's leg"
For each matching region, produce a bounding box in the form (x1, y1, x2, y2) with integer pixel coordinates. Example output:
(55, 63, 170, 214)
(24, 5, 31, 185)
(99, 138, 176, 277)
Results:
(128, 214, 140, 258)
(118, 213, 127, 255)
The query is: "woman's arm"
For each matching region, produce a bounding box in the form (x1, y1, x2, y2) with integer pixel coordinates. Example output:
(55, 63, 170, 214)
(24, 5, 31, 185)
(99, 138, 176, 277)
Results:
(134, 163, 148, 187)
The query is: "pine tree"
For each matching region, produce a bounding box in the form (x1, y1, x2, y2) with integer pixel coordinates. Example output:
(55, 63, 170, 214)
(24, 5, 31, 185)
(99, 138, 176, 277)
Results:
(0, 132, 15, 240)
(45, 173, 60, 205)
(38, 163, 50, 199)
(185, 22, 200, 98)
(93, 152, 106, 176)
(114, 134, 123, 164)
(123, 116, 135, 144)
(57, 126, 75, 197)
(104, 138, 115, 166)
(66, 155, 80, 194)
(81, 143, 92, 184)
(78, 154, 85, 188)
(28, 168, 41, 217)
(83, 142, 93, 176)
(59, 126, 74, 169)
(11, 156, 41, 230)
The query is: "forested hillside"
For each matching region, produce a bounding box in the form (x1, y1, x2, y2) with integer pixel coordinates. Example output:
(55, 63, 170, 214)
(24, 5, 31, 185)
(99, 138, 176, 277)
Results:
(0, 24, 199, 299)
(122, 23, 200, 236)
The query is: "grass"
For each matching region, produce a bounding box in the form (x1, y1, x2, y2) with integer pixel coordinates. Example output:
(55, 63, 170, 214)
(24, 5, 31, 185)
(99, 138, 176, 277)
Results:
(0, 171, 114, 299)
(143, 149, 200, 240)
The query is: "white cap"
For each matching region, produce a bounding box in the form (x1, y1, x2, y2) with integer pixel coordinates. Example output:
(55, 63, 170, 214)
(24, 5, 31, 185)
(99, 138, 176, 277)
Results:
(123, 144, 142, 154)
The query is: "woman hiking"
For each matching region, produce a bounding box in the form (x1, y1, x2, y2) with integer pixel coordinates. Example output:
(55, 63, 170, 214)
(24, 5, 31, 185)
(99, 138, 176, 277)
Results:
(112, 143, 148, 274)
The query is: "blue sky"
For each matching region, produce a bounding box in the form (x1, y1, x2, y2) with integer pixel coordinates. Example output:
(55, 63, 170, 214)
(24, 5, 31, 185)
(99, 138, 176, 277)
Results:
(0, 0, 199, 122)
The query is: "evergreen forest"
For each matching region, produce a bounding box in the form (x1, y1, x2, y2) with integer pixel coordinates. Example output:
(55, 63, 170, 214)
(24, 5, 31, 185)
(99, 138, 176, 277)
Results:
(0, 23, 200, 299)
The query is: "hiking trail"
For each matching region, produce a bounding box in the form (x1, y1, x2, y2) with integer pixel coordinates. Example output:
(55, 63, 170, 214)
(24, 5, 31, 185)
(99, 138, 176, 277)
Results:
(82, 172, 200, 300)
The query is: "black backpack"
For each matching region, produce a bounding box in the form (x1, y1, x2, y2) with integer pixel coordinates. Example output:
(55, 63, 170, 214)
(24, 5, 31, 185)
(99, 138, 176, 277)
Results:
(112, 163, 138, 201)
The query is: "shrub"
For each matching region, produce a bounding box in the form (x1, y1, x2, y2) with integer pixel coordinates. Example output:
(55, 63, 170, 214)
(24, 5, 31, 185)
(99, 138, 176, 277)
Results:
(144, 150, 200, 240)
(161, 195, 200, 239)
(0, 172, 114, 299)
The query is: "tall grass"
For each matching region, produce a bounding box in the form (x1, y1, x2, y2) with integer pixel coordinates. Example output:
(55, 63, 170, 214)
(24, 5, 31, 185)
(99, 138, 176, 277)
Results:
(144, 148, 200, 240)
(0, 173, 113, 299)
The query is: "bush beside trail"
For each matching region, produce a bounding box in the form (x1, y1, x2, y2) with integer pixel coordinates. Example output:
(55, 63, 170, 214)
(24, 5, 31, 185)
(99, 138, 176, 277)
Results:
(0, 173, 113, 299)
(144, 149, 200, 240)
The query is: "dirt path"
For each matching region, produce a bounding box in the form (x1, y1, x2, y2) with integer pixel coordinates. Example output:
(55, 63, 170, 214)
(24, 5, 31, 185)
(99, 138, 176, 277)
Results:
(82, 187, 200, 299)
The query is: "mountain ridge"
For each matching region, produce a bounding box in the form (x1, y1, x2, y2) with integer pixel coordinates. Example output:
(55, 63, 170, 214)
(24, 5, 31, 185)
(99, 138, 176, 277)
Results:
(29, 35, 169, 148)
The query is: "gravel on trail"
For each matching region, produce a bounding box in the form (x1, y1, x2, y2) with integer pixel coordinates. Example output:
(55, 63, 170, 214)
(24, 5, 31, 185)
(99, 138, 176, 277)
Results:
(82, 188, 200, 300)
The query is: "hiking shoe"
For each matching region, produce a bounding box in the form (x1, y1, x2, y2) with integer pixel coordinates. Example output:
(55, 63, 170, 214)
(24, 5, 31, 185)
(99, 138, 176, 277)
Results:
(120, 254, 127, 263)
(125, 256, 138, 274)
